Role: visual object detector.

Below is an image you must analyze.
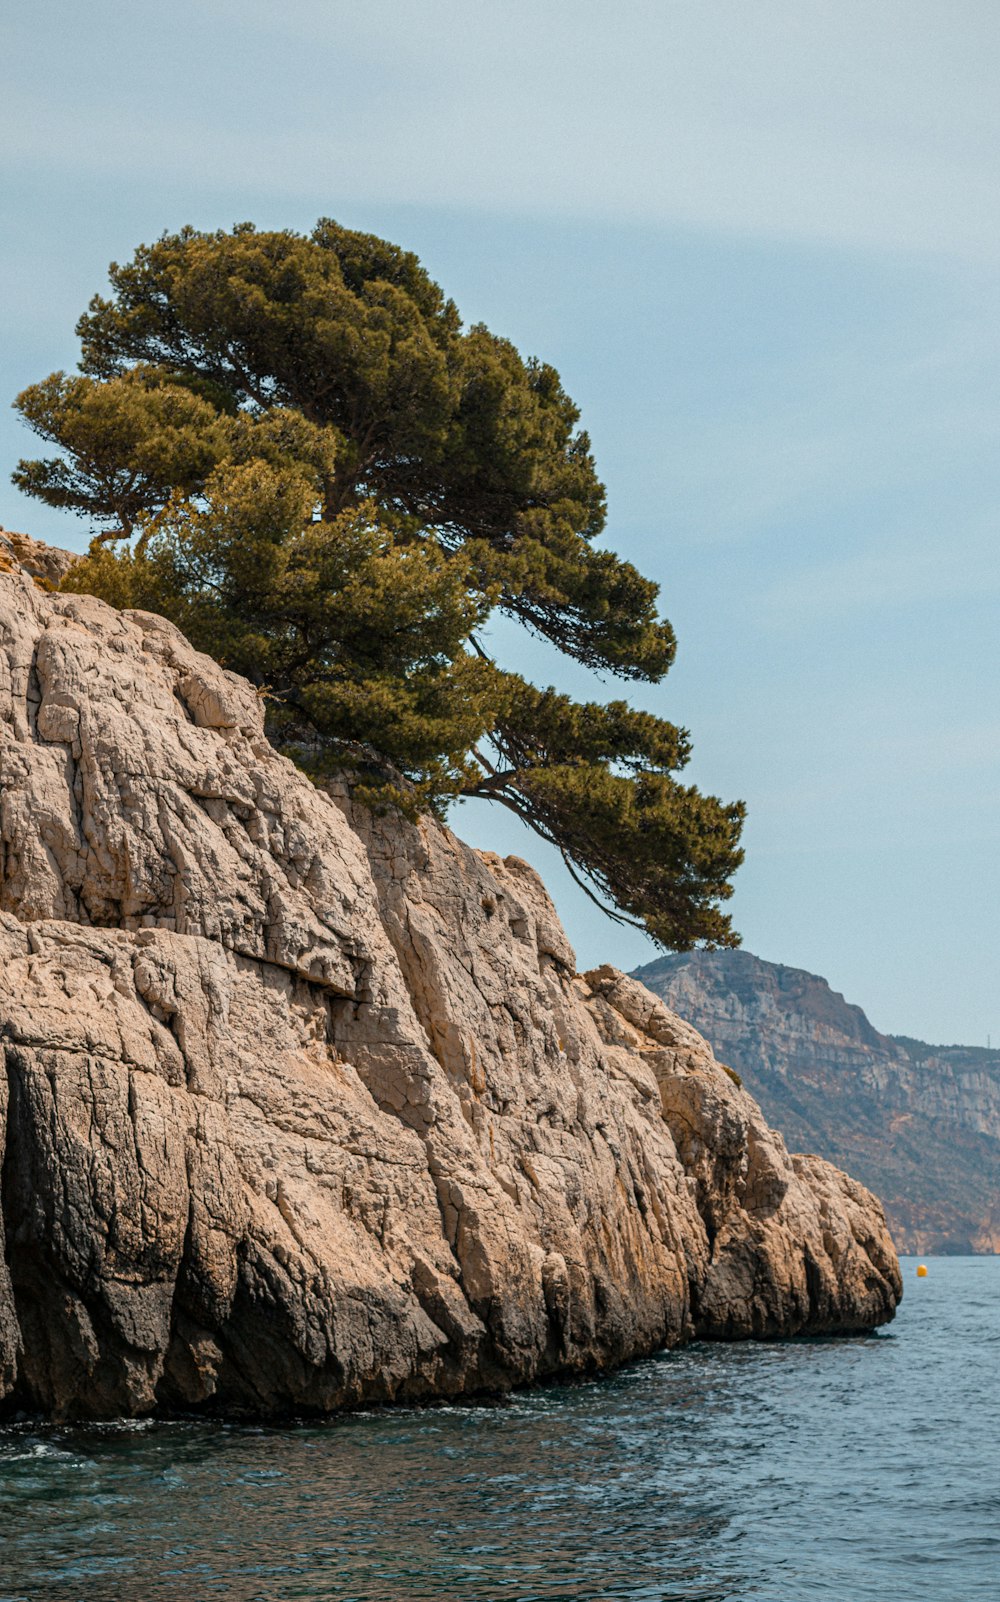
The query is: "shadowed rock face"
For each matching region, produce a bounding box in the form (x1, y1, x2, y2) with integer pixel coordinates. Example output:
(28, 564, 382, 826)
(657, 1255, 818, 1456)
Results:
(0, 549, 900, 1420)
(633, 950, 1000, 1255)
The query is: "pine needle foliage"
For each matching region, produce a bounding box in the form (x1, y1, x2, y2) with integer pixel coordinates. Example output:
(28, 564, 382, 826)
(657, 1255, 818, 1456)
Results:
(13, 220, 744, 948)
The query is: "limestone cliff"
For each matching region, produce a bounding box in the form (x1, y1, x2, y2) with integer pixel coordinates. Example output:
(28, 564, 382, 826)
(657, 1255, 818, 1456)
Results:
(0, 544, 900, 1419)
(634, 950, 1000, 1254)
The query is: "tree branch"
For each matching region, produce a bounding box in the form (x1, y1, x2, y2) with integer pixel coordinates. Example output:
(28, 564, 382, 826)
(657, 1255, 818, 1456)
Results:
(465, 778, 646, 934)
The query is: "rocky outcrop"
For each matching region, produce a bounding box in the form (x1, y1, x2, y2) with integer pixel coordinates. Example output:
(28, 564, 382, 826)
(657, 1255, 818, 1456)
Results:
(0, 550, 900, 1419)
(634, 950, 1000, 1254)
(0, 527, 79, 588)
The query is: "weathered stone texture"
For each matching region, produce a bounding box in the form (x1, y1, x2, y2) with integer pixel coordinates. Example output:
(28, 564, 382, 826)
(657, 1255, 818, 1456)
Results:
(0, 555, 900, 1418)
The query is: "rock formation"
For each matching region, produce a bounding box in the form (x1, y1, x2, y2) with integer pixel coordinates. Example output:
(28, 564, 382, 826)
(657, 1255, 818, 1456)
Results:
(634, 950, 1000, 1254)
(0, 526, 79, 588)
(0, 539, 900, 1419)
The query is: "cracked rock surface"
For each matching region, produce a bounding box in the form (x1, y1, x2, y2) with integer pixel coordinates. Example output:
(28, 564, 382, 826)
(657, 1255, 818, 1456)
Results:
(0, 548, 901, 1418)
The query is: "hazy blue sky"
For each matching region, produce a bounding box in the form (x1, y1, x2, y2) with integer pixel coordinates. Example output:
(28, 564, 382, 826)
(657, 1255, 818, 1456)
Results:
(3, 1, 998, 1043)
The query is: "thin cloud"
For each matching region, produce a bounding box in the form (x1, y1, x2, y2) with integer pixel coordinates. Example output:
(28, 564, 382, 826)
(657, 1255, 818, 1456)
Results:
(4, 1, 1000, 261)
(763, 517, 1000, 619)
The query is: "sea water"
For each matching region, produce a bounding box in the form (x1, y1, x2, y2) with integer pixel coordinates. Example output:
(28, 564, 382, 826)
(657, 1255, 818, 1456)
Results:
(0, 1256, 996, 1601)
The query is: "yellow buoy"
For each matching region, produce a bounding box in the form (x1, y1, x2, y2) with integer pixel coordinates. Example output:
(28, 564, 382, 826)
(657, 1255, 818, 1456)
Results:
(916, 1263, 928, 1277)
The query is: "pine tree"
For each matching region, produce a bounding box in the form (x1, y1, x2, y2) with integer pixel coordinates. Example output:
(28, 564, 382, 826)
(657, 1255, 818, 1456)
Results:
(13, 220, 744, 948)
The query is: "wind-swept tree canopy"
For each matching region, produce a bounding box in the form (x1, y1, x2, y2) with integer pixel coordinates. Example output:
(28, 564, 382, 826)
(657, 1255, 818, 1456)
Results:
(13, 219, 744, 948)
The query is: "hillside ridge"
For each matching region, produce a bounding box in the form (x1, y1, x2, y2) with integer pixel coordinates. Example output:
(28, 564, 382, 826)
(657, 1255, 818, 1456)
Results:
(633, 949, 1000, 1253)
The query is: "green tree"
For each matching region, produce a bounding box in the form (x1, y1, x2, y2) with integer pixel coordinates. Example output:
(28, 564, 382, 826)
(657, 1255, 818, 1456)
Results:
(12, 220, 744, 948)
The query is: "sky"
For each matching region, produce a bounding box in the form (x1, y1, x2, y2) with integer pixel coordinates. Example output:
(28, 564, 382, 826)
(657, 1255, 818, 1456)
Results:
(2, 1, 999, 1044)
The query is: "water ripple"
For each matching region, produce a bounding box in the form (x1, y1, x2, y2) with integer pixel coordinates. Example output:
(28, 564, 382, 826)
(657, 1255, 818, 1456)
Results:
(0, 1257, 997, 1601)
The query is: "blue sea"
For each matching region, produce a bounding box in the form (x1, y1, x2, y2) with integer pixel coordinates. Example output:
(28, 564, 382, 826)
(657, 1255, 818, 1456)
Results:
(0, 1256, 996, 1601)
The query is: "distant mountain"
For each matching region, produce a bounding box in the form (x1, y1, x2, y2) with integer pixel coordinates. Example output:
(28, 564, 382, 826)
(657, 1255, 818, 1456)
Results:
(632, 950, 1000, 1254)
